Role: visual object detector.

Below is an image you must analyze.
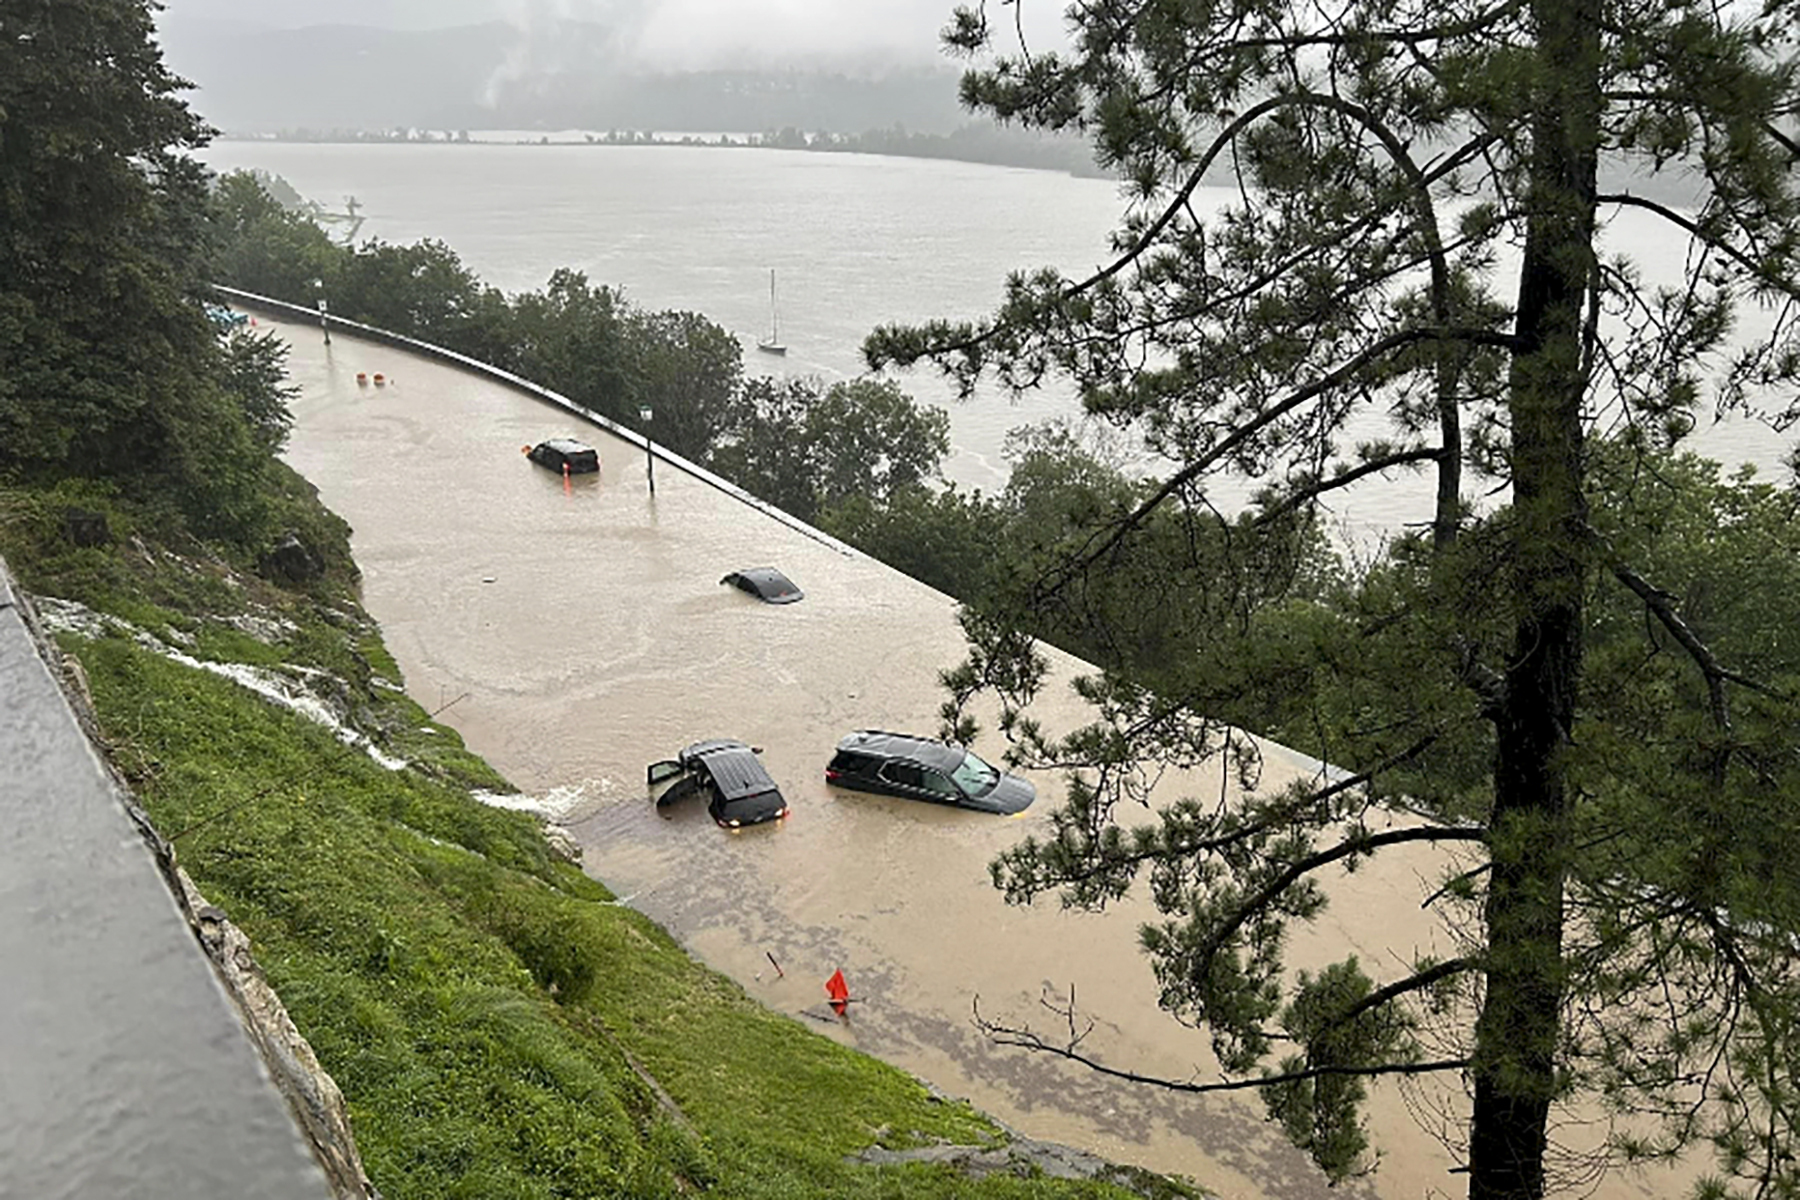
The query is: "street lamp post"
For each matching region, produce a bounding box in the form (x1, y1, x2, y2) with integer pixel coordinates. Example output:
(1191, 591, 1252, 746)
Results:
(639, 404, 655, 496)
(313, 278, 330, 346)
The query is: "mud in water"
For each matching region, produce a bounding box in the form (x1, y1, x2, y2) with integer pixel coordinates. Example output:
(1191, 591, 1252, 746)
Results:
(275, 317, 1680, 1200)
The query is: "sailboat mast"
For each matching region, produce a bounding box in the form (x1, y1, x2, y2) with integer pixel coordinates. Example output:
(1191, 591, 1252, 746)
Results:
(756, 267, 788, 355)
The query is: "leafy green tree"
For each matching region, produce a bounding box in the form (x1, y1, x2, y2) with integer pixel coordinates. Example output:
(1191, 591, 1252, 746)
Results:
(622, 308, 744, 460)
(328, 238, 491, 350)
(208, 169, 339, 302)
(868, 1, 1800, 1197)
(820, 480, 1007, 598)
(506, 269, 635, 422)
(809, 378, 952, 508)
(711, 376, 950, 523)
(712, 377, 822, 517)
(219, 329, 299, 455)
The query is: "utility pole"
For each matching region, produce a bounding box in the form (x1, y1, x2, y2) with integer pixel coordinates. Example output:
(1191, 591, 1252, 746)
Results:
(313, 278, 330, 346)
(639, 404, 655, 495)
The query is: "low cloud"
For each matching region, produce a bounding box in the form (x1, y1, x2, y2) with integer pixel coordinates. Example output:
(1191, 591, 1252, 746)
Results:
(478, 0, 1067, 92)
(482, 0, 651, 105)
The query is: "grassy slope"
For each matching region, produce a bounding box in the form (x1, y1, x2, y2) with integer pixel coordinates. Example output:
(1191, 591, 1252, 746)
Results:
(0, 480, 1195, 1200)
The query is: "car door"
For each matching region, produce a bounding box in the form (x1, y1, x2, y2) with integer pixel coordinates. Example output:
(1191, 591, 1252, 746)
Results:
(649, 760, 707, 813)
(917, 767, 962, 805)
(877, 760, 933, 801)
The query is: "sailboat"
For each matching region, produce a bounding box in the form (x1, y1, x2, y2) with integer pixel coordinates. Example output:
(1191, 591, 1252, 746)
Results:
(756, 268, 788, 356)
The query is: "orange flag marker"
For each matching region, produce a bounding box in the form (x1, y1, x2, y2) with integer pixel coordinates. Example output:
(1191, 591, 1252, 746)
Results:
(825, 969, 850, 1016)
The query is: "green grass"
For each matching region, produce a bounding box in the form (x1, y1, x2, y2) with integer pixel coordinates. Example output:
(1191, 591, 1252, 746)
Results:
(3, 485, 1195, 1200)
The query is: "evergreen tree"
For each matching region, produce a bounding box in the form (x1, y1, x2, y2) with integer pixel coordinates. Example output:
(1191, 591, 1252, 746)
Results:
(868, 1, 1800, 1197)
(0, 0, 280, 539)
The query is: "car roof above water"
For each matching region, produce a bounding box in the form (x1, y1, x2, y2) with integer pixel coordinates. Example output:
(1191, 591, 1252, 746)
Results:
(835, 729, 964, 774)
(720, 567, 803, 604)
(682, 739, 781, 801)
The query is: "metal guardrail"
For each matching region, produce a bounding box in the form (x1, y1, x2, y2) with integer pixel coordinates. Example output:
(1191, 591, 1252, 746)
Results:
(212, 285, 861, 559)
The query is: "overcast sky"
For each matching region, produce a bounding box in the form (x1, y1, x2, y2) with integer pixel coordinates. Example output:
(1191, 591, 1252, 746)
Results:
(160, 0, 1070, 69)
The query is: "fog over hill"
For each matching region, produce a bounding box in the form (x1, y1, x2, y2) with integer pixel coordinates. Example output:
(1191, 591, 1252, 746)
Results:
(154, 0, 1069, 133)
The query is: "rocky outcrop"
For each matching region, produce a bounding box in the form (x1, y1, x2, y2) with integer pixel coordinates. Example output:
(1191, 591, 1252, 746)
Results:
(62, 507, 112, 547)
(852, 1085, 1207, 1199)
(260, 532, 325, 584)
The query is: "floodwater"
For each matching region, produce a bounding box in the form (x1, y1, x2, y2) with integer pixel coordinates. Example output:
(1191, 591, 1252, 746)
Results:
(200, 140, 1796, 539)
(273, 316, 1682, 1200)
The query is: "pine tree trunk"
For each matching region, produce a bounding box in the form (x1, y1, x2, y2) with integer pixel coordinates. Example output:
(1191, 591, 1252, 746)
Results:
(1469, 0, 1601, 1195)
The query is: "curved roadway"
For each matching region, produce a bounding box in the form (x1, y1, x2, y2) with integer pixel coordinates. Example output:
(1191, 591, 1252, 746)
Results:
(271, 314, 1670, 1200)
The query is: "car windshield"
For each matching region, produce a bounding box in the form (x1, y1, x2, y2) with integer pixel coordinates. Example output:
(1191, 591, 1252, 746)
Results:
(950, 749, 1001, 796)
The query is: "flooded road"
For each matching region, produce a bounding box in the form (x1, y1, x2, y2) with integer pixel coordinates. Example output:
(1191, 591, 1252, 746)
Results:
(273, 316, 1676, 1200)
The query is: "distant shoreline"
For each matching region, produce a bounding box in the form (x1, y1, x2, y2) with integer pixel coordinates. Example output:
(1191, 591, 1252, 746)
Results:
(215, 127, 1122, 181)
(211, 129, 1705, 202)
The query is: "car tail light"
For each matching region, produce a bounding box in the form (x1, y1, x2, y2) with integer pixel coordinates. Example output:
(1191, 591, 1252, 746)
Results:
(825, 769, 841, 782)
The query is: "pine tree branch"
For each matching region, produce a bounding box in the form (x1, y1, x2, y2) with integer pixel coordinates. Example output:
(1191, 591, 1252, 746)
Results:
(1608, 561, 1735, 732)
(1422, 861, 1495, 908)
(1597, 193, 1800, 301)
(1072, 91, 1480, 305)
(1601, 554, 1797, 725)
(1764, 121, 1800, 163)
(1229, 0, 1528, 48)
(1318, 956, 1478, 1034)
(973, 994, 1468, 1094)
(1252, 446, 1446, 527)
(1047, 326, 1519, 587)
(1580, 522, 1796, 736)
(1196, 824, 1488, 964)
(1003, 733, 1446, 898)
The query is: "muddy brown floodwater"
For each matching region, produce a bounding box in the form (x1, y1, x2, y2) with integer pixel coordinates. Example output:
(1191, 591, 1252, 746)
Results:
(273, 316, 1678, 1200)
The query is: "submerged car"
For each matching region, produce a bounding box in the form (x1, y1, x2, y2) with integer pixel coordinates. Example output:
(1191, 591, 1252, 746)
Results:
(825, 730, 1036, 815)
(648, 739, 790, 828)
(525, 438, 600, 474)
(720, 567, 803, 604)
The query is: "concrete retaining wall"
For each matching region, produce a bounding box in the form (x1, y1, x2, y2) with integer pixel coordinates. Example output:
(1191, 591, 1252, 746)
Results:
(0, 559, 338, 1200)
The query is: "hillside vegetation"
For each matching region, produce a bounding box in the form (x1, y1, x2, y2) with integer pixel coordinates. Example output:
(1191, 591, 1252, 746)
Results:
(0, 481, 1194, 1200)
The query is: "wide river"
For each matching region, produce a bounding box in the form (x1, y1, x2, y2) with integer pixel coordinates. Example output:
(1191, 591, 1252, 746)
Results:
(200, 140, 1794, 540)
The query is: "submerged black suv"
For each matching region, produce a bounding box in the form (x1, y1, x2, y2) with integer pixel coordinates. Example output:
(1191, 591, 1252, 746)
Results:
(825, 730, 1036, 815)
(649, 739, 790, 829)
(526, 438, 600, 474)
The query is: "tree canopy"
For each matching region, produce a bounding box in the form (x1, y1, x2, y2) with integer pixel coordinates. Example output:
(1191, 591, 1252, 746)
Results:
(0, 0, 296, 541)
(866, 1, 1800, 1197)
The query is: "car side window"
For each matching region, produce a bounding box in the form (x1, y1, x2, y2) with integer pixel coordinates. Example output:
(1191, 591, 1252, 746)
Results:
(879, 761, 923, 789)
(919, 769, 958, 797)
